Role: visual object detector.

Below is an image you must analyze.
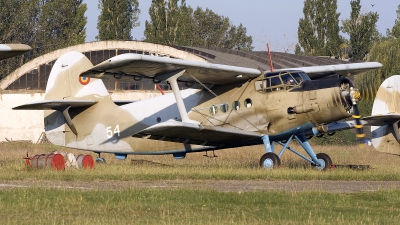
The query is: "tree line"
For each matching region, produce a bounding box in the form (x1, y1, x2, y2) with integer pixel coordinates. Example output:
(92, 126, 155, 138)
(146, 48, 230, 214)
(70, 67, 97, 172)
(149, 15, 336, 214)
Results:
(1, 0, 399, 81)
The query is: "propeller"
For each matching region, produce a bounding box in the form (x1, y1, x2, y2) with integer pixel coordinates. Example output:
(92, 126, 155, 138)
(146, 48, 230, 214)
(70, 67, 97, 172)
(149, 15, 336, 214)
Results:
(350, 87, 365, 146)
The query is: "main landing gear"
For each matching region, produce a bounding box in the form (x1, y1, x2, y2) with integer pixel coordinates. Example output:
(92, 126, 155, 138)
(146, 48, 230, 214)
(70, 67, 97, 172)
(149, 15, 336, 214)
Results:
(95, 152, 106, 163)
(260, 133, 332, 170)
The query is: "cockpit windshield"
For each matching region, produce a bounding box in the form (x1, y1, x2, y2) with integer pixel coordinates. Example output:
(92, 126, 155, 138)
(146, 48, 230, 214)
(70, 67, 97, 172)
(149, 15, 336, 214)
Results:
(255, 70, 310, 92)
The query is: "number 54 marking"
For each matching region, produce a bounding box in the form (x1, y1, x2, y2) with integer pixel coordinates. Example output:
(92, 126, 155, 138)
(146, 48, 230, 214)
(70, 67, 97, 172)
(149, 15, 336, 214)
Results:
(106, 125, 120, 138)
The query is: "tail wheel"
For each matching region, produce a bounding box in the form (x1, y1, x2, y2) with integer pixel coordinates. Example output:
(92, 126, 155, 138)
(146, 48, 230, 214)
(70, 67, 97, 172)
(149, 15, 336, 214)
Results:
(314, 153, 332, 170)
(260, 153, 281, 169)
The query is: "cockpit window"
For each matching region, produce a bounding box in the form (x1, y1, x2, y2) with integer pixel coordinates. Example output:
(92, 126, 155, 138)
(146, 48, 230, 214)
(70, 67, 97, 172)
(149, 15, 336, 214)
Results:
(270, 76, 282, 86)
(255, 70, 309, 92)
(281, 74, 297, 85)
(290, 72, 304, 84)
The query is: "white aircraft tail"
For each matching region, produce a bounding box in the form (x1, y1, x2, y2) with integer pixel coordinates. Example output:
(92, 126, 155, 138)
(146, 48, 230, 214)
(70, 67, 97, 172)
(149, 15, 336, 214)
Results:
(42, 51, 112, 146)
(366, 75, 400, 154)
(45, 51, 110, 100)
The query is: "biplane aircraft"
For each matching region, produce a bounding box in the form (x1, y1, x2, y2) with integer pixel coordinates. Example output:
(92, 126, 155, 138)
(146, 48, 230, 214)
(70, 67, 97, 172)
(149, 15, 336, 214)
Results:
(14, 51, 391, 170)
(0, 44, 31, 60)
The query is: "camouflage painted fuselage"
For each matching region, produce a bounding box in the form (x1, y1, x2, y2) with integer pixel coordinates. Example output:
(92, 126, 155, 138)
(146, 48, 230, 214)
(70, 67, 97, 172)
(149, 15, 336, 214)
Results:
(43, 52, 354, 155)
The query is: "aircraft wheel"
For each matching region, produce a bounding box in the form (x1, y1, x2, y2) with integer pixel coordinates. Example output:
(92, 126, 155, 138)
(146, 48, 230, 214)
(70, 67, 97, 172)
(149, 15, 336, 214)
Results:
(96, 157, 106, 163)
(259, 153, 281, 169)
(314, 153, 332, 170)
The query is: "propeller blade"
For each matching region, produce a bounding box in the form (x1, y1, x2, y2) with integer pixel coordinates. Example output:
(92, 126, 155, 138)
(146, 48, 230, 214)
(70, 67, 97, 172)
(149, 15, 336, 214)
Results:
(350, 88, 365, 146)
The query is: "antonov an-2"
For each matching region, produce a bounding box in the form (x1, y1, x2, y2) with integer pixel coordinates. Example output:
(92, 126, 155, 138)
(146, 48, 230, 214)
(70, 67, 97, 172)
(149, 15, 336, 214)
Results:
(14, 50, 398, 170)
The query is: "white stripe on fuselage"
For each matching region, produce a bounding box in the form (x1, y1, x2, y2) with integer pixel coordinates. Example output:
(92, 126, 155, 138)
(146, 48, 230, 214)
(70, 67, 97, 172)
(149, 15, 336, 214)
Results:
(120, 89, 203, 126)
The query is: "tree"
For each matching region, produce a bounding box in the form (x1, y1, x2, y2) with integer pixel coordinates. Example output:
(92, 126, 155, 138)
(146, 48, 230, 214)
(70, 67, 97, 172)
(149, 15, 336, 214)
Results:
(144, 1, 253, 51)
(341, 0, 379, 60)
(37, 0, 87, 52)
(297, 0, 342, 57)
(387, 4, 400, 38)
(144, 0, 192, 45)
(97, 0, 140, 41)
(190, 7, 230, 47)
(224, 24, 253, 51)
(0, 0, 87, 78)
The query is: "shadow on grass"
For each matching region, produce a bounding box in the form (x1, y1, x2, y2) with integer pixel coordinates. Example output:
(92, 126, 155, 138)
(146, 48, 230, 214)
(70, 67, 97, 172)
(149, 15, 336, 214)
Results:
(131, 159, 172, 167)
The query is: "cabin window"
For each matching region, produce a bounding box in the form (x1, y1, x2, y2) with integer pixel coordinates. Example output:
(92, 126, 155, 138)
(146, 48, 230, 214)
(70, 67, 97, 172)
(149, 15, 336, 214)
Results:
(220, 103, 229, 113)
(233, 101, 240, 110)
(209, 105, 218, 115)
(244, 98, 252, 108)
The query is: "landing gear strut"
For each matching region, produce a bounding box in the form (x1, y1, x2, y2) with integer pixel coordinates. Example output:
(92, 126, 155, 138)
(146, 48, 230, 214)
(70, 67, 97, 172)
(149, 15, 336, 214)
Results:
(95, 152, 106, 163)
(260, 133, 332, 170)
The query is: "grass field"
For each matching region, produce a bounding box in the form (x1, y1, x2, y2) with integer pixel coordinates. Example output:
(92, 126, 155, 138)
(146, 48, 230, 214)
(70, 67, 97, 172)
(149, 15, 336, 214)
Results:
(1, 188, 400, 224)
(1, 142, 400, 224)
(2, 142, 400, 181)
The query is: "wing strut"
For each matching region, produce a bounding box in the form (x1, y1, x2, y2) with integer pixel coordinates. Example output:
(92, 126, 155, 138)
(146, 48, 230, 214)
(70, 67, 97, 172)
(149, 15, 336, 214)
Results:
(61, 105, 78, 136)
(157, 69, 198, 124)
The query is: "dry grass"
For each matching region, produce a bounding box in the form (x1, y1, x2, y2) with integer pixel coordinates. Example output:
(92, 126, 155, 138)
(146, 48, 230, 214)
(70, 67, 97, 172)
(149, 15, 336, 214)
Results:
(1, 141, 400, 181)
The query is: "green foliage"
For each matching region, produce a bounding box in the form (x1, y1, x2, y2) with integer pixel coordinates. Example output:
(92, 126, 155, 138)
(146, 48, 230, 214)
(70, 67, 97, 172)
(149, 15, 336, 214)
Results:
(387, 4, 400, 39)
(96, 0, 140, 41)
(310, 129, 357, 146)
(355, 38, 400, 103)
(297, 0, 342, 57)
(0, 0, 87, 78)
(37, 0, 87, 51)
(341, 0, 379, 60)
(144, 0, 192, 45)
(144, 0, 253, 51)
(0, 0, 40, 78)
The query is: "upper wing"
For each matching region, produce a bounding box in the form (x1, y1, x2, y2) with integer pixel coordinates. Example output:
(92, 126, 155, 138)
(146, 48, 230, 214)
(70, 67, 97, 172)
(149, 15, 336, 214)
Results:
(13, 100, 97, 110)
(0, 44, 32, 60)
(81, 53, 262, 85)
(81, 53, 382, 85)
(132, 119, 261, 147)
(281, 62, 382, 80)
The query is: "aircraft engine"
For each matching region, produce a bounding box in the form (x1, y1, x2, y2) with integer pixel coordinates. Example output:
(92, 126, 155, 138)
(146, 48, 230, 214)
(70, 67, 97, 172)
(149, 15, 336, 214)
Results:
(288, 77, 355, 125)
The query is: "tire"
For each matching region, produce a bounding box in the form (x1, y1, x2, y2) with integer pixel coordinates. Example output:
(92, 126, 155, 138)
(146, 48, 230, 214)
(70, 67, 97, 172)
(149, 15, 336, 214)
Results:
(259, 153, 281, 169)
(96, 157, 106, 163)
(314, 153, 332, 170)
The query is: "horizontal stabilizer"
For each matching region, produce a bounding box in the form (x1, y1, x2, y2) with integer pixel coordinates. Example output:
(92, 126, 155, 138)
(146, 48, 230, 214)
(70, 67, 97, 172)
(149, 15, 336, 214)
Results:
(133, 120, 261, 146)
(13, 100, 97, 110)
(362, 114, 400, 126)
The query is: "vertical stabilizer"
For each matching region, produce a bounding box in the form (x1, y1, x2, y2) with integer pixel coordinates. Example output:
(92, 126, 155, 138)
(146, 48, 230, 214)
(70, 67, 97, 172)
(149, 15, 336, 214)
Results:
(45, 51, 109, 100)
(370, 75, 400, 154)
(44, 51, 111, 146)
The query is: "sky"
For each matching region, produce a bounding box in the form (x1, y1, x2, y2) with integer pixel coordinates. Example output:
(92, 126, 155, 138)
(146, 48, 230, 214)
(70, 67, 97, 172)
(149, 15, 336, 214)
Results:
(82, 0, 399, 53)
